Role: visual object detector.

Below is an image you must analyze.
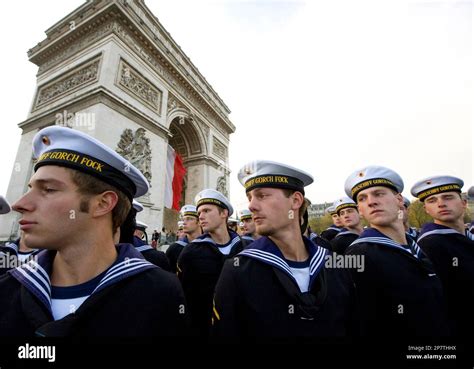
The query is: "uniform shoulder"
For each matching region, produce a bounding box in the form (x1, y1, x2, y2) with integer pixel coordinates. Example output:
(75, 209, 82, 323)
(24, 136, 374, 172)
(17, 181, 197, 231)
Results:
(345, 240, 374, 255)
(137, 267, 181, 292)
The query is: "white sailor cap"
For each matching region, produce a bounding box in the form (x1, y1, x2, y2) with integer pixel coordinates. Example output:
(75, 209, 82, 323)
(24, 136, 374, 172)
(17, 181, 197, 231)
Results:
(325, 205, 337, 216)
(410, 175, 463, 202)
(132, 199, 144, 213)
(228, 217, 239, 225)
(195, 189, 234, 216)
(239, 209, 252, 221)
(177, 220, 184, 229)
(32, 126, 149, 200)
(402, 196, 411, 208)
(333, 196, 358, 215)
(180, 204, 198, 218)
(238, 160, 313, 195)
(468, 186, 474, 199)
(0, 195, 11, 215)
(344, 165, 404, 201)
(135, 220, 148, 230)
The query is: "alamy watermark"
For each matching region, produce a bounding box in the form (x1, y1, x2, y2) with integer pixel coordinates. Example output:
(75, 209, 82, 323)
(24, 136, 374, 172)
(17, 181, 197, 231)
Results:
(0, 254, 38, 270)
(18, 343, 55, 362)
(324, 252, 365, 272)
(55, 110, 95, 131)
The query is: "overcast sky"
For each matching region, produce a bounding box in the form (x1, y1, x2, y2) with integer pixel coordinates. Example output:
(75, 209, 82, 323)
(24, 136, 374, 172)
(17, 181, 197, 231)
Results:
(0, 0, 472, 213)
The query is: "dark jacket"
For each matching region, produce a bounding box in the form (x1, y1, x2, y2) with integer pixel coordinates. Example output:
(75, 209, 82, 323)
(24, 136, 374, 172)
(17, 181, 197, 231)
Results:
(212, 236, 357, 340)
(0, 244, 188, 337)
(418, 223, 474, 338)
(330, 229, 359, 254)
(177, 230, 249, 337)
(133, 236, 171, 272)
(166, 238, 189, 274)
(345, 228, 450, 338)
(320, 225, 342, 242)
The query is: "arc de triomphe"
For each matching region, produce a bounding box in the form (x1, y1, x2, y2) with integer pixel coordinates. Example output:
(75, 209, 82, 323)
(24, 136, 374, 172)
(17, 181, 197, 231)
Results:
(0, 0, 234, 240)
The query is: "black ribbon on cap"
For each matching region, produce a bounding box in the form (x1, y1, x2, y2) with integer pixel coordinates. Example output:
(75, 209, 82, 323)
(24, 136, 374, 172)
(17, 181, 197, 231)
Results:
(35, 149, 137, 200)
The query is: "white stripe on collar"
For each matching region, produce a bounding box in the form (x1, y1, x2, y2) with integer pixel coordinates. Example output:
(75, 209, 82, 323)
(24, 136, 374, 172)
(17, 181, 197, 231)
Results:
(417, 228, 464, 243)
(240, 246, 328, 286)
(240, 248, 293, 275)
(9, 251, 155, 313)
(193, 234, 241, 248)
(465, 229, 474, 241)
(3, 242, 19, 254)
(94, 258, 151, 290)
(350, 236, 420, 258)
(335, 230, 358, 238)
(175, 240, 188, 247)
(310, 246, 327, 275)
(16, 261, 51, 306)
(135, 245, 154, 252)
(93, 259, 152, 293)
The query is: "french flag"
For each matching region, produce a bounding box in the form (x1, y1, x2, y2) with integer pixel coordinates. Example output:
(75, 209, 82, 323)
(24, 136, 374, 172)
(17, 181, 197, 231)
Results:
(164, 144, 187, 211)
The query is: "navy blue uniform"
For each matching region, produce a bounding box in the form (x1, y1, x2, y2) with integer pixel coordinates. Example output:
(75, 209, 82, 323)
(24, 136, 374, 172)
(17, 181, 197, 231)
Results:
(166, 237, 189, 274)
(330, 229, 359, 254)
(177, 231, 250, 337)
(320, 225, 342, 242)
(418, 223, 474, 338)
(0, 244, 188, 336)
(0, 239, 40, 276)
(212, 236, 357, 340)
(345, 228, 450, 338)
(133, 236, 171, 272)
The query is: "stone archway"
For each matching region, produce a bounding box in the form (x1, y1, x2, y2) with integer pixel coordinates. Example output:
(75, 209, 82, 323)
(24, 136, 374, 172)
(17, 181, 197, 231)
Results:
(163, 115, 207, 234)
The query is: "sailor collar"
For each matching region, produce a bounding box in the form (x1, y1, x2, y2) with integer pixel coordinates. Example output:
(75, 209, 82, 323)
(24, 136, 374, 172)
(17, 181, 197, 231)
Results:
(349, 227, 424, 259)
(239, 235, 329, 289)
(418, 223, 474, 242)
(8, 243, 156, 314)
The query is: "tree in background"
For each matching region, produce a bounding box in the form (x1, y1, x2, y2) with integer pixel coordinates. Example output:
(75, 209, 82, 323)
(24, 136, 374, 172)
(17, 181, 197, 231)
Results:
(309, 214, 333, 235)
(408, 200, 433, 229)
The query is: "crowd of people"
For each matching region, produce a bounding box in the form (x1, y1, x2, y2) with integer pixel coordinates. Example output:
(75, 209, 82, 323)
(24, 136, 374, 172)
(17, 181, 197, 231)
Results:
(0, 125, 473, 358)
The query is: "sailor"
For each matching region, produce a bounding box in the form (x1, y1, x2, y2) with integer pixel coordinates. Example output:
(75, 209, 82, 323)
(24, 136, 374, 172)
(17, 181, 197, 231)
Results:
(0, 126, 187, 336)
(320, 205, 343, 241)
(212, 160, 356, 340)
(227, 217, 239, 232)
(401, 196, 419, 240)
(176, 220, 185, 240)
(343, 165, 449, 338)
(330, 196, 363, 254)
(166, 205, 202, 274)
(238, 208, 260, 241)
(177, 189, 249, 337)
(133, 218, 171, 272)
(411, 175, 474, 338)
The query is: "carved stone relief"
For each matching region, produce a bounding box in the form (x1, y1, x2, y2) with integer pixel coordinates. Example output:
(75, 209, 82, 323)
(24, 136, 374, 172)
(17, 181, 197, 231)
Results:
(34, 56, 101, 109)
(116, 127, 152, 185)
(117, 59, 162, 114)
(216, 175, 228, 198)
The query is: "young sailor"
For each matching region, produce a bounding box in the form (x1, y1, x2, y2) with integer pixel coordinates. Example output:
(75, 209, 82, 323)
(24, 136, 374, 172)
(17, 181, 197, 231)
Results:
(330, 196, 363, 254)
(0, 126, 187, 336)
(177, 190, 249, 337)
(212, 160, 356, 340)
(411, 175, 474, 338)
(344, 165, 449, 338)
(166, 205, 201, 273)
